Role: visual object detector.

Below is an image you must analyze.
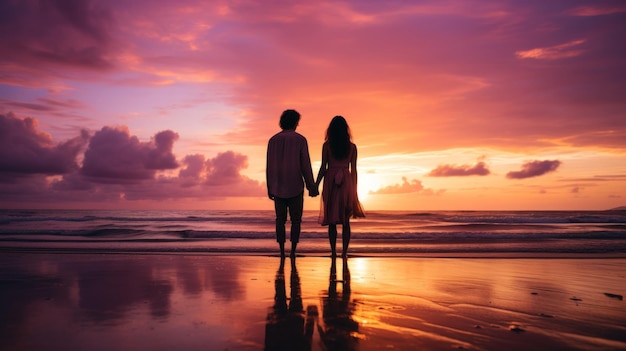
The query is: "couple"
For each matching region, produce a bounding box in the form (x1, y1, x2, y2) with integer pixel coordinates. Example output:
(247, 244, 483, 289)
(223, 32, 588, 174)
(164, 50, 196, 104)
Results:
(266, 109, 365, 258)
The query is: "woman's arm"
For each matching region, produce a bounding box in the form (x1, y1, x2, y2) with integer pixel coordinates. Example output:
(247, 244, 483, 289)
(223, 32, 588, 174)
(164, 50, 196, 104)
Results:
(315, 142, 329, 187)
(350, 144, 358, 187)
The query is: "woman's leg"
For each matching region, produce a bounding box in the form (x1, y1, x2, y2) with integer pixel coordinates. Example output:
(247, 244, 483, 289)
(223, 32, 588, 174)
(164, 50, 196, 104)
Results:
(342, 218, 351, 258)
(329, 224, 337, 257)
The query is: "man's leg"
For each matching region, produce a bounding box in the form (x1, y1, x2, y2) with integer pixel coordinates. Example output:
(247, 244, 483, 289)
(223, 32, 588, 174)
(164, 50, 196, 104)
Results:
(287, 193, 304, 257)
(274, 198, 288, 257)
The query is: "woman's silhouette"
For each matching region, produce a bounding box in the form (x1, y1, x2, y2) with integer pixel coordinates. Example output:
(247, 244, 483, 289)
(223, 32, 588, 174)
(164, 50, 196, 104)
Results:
(318, 259, 359, 351)
(315, 116, 365, 257)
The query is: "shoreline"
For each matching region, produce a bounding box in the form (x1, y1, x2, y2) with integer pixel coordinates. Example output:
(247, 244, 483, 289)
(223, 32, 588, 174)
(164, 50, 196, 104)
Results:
(2, 246, 626, 259)
(1, 251, 625, 350)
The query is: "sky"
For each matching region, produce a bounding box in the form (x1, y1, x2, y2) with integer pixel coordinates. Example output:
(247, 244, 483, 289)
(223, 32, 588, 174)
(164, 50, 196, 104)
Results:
(1, 0, 625, 211)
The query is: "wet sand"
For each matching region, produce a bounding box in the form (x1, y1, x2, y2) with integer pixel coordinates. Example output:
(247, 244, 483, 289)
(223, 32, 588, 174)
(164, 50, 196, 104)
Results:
(1, 252, 625, 350)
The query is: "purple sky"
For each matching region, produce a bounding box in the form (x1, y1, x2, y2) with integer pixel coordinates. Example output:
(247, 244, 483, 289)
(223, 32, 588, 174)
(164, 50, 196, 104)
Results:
(1, 0, 625, 210)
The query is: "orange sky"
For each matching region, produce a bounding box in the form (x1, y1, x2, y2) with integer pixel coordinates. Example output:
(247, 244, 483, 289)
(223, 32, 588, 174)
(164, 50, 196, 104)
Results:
(1, 0, 625, 210)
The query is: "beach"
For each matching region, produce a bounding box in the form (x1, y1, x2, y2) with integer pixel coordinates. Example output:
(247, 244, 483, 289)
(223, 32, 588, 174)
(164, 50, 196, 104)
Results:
(1, 251, 625, 351)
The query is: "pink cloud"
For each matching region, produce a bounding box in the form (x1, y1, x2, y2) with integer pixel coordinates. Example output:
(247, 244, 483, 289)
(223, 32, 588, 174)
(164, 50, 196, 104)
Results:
(370, 177, 425, 195)
(0, 113, 88, 176)
(175, 151, 265, 195)
(428, 161, 490, 177)
(206, 151, 250, 186)
(515, 39, 587, 60)
(506, 160, 561, 179)
(193, 1, 624, 151)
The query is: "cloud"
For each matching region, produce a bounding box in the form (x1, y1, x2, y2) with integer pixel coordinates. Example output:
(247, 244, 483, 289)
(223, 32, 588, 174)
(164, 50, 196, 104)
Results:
(0, 113, 88, 177)
(558, 175, 626, 183)
(80, 127, 179, 183)
(515, 39, 587, 60)
(0, 97, 85, 113)
(206, 151, 250, 186)
(569, 5, 626, 16)
(97, 150, 264, 201)
(428, 161, 490, 177)
(146, 130, 179, 169)
(0, 0, 114, 87)
(174, 151, 265, 196)
(369, 177, 424, 195)
(506, 160, 562, 179)
(1, 1, 625, 211)
(179, 154, 206, 186)
(0, 116, 265, 204)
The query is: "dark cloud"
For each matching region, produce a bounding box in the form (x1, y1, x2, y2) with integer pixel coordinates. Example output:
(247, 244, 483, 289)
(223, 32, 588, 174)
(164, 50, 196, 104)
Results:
(45, 0, 110, 42)
(506, 160, 562, 179)
(0, 98, 89, 124)
(146, 130, 179, 170)
(0, 113, 88, 177)
(80, 127, 179, 183)
(0, 101, 55, 112)
(179, 154, 205, 179)
(0, 118, 265, 205)
(0, 0, 114, 72)
(105, 151, 264, 201)
(428, 161, 490, 177)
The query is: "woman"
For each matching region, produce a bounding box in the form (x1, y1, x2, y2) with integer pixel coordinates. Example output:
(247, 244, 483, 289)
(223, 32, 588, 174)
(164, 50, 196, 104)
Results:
(315, 116, 365, 258)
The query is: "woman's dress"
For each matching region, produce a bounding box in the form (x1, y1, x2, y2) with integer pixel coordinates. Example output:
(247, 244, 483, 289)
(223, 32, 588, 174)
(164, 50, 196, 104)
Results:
(319, 143, 365, 225)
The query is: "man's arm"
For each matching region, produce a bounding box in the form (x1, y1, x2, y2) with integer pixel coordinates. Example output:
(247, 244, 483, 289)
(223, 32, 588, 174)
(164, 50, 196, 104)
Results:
(266, 141, 275, 200)
(300, 138, 317, 196)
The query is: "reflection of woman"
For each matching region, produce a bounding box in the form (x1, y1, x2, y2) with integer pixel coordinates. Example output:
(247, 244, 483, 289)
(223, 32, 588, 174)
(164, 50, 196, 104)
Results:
(264, 257, 314, 351)
(315, 116, 365, 258)
(318, 259, 359, 351)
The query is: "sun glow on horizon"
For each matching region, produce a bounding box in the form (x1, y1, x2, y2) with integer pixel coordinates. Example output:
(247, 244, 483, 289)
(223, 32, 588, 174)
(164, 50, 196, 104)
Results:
(0, 1, 625, 211)
(357, 172, 382, 203)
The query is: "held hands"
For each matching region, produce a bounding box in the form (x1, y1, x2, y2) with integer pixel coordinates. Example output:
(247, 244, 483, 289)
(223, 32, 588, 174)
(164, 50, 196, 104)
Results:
(309, 186, 319, 197)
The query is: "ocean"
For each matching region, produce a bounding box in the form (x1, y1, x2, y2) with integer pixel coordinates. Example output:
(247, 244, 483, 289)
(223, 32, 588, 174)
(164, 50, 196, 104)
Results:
(1, 209, 625, 256)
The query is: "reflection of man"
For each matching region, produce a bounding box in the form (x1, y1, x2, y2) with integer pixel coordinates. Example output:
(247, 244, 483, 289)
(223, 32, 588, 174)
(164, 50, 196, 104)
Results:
(264, 258, 315, 351)
(266, 109, 318, 258)
(319, 259, 359, 351)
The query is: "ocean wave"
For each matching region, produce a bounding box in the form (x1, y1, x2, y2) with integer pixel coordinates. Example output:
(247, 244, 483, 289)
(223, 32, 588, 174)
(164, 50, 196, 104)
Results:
(0, 215, 272, 225)
(1, 228, 625, 242)
(1, 209, 625, 254)
(2, 210, 625, 226)
(441, 214, 626, 224)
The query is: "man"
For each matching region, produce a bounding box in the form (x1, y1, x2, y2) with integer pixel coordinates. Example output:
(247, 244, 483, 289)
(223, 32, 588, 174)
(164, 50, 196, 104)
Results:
(267, 109, 318, 258)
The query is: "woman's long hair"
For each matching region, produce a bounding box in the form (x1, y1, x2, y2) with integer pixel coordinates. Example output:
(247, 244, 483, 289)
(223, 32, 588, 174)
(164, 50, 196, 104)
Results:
(325, 116, 351, 160)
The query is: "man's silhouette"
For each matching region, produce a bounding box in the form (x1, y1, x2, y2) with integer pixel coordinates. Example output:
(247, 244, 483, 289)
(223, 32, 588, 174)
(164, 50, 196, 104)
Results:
(266, 109, 318, 257)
